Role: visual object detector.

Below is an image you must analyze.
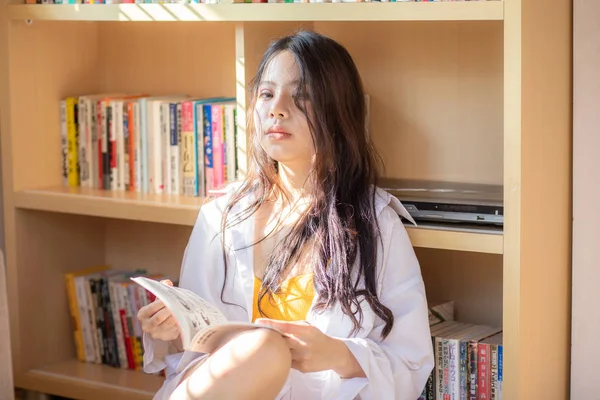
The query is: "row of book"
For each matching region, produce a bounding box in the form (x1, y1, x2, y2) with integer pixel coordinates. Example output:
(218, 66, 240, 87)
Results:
(423, 300, 503, 400)
(64, 265, 171, 370)
(61, 93, 238, 197)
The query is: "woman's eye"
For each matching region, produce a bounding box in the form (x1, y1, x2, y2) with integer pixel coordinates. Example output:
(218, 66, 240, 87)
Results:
(259, 91, 272, 99)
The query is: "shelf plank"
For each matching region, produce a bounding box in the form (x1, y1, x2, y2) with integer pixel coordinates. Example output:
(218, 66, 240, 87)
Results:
(14, 186, 503, 254)
(15, 359, 162, 400)
(14, 186, 207, 226)
(8, 2, 504, 22)
(406, 223, 503, 254)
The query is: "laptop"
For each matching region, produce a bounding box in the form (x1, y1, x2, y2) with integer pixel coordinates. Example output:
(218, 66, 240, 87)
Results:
(379, 178, 504, 226)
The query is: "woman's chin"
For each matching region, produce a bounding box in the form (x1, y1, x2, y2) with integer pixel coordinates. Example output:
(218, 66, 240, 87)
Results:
(266, 152, 310, 167)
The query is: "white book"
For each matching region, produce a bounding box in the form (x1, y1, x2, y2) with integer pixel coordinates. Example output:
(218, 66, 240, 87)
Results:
(131, 276, 284, 354)
(224, 103, 236, 183)
(115, 100, 126, 191)
(161, 103, 171, 195)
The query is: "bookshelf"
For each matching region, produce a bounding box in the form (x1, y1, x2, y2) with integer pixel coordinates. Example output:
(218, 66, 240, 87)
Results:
(8, 2, 505, 22)
(0, 1, 572, 400)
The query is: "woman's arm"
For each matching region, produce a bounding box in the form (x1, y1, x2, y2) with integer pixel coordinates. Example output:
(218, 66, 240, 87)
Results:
(329, 337, 366, 378)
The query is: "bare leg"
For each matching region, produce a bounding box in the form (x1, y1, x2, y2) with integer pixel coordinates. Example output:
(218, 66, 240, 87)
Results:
(169, 328, 291, 400)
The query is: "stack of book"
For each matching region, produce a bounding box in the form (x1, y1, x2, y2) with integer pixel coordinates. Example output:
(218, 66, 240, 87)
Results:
(64, 265, 173, 371)
(422, 299, 504, 400)
(60, 94, 238, 198)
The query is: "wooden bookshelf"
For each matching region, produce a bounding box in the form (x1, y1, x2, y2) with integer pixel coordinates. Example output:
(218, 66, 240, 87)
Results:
(8, 2, 505, 22)
(0, 0, 573, 399)
(13, 186, 503, 254)
(15, 359, 161, 400)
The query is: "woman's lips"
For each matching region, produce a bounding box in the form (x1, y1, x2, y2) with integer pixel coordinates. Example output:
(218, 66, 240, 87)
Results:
(266, 132, 291, 140)
(266, 126, 291, 140)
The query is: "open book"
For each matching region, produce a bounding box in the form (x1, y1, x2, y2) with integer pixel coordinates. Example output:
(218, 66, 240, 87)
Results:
(131, 276, 281, 353)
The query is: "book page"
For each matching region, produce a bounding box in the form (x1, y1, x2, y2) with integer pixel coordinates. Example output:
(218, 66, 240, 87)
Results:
(131, 276, 228, 350)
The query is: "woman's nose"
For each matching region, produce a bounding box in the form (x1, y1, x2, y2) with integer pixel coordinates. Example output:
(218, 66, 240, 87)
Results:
(269, 95, 289, 119)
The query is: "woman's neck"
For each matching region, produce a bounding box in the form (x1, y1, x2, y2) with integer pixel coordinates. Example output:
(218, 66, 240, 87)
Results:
(277, 162, 312, 204)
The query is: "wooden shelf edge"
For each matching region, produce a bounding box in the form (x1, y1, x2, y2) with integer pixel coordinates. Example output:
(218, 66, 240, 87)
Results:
(14, 186, 206, 226)
(14, 360, 161, 400)
(13, 186, 502, 253)
(406, 224, 503, 254)
(8, 2, 504, 22)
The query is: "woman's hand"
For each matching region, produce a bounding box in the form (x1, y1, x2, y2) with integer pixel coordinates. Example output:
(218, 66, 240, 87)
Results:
(137, 279, 183, 350)
(255, 319, 365, 379)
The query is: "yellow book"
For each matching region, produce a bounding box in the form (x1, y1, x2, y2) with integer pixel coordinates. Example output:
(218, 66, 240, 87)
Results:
(65, 265, 110, 362)
(65, 96, 79, 187)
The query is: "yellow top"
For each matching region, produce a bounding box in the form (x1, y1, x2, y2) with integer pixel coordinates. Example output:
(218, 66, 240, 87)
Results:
(252, 273, 315, 322)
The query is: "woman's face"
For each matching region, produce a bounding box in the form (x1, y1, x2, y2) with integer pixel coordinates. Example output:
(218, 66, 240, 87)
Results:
(254, 50, 315, 169)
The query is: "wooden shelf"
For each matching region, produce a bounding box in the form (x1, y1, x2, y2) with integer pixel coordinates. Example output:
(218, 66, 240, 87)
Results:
(8, 1, 504, 22)
(407, 223, 503, 255)
(14, 186, 208, 226)
(15, 359, 161, 400)
(13, 186, 503, 254)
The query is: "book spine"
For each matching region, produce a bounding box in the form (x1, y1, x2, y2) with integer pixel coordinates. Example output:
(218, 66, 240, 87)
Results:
(60, 100, 68, 186)
(211, 105, 224, 189)
(468, 341, 479, 400)
(140, 99, 149, 194)
(225, 103, 236, 183)
(127, 102, 135, 192)
(102, 101, 111, 190)
(65, 273, 85, 362)
(128, 285, 144, 370)
(75, 276, 95, 362)
(123, 103, 131, 191)
(161, 103, 170, 194)
(134, 102, 142, 193)
(195, 102, 205, 197)
(88, 277, 105, 363)
(169, 103, 179, 195)
(176, 103, 183, 195)
(120, 282, 135, 369)
(78, 96, 90, 188)
(448, 338, 458, 399)
(477, 343, 490, 400)
(182, 101, 196, 196)
(490, 344, 498, 400)
(99, 277, 119, 367)
(97, 100, 104, 189)
(442, 338, 450, 399)
(89, 99, 99, 189)
(203, 104, 214, 192)
(109, 102, 118, 191)
(152, 101, 164, 194)
(66, 97, 80, 187)
(497, 345, 503, 400)
(109, 280, 127, 369)
(459, 341, 468, 400)
(116, 101, 125, 191)
(436, 337, 444, 400)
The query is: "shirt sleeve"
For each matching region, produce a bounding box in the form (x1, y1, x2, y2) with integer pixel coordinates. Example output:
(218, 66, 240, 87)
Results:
(141, 204, 214, 377)
(337, 211, 435, 400)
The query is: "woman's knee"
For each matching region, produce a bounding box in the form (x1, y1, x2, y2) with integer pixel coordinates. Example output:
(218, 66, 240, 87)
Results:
(232, 328, 291, 369)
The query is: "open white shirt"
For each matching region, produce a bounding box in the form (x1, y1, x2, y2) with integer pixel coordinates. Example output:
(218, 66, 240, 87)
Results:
(143, 184, 434, 400)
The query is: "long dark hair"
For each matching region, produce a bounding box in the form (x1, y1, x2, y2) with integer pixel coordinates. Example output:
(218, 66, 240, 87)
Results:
(221, 30, 394, 339)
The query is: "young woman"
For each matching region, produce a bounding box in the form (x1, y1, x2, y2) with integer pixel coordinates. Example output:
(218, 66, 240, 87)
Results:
(137, 30, 434, 400)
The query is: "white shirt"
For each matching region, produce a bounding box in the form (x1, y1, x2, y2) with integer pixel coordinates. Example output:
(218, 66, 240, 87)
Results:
(143, 184, 434, 400)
